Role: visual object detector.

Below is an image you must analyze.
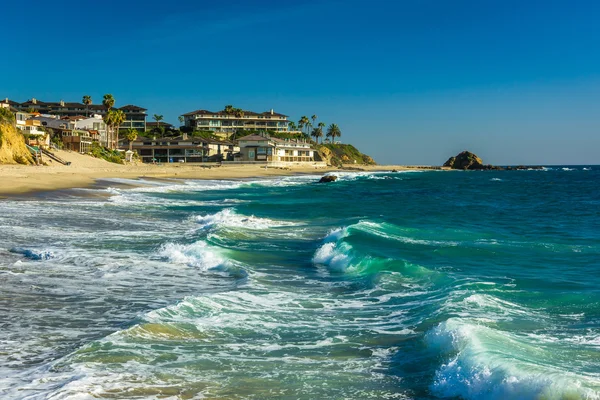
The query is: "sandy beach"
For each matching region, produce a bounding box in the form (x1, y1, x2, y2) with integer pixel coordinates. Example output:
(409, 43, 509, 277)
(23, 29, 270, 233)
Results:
(0, 150, 432, 196)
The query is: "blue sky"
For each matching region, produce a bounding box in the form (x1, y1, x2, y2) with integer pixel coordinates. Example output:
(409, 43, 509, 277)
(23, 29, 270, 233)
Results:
(2, 0, 599, 165)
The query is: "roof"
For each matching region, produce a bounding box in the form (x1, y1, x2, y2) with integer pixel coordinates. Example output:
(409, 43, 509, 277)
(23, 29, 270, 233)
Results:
(119, 104, 147, 112)
(61, 115, 87, 121)
(2, 98, 20, 106)
(182, 109, 288, 118)
(237, 134, 273, 142)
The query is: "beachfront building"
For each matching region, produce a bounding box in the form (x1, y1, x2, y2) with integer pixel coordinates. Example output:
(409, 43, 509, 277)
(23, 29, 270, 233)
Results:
(59, 129, 93, 153)
(73, 115, 108, 144)
(117, 105, 147, 133)
(2, 98, 147, 133)
(236, 134, 316, 163)
(127, 134, 238, 163)
(181, 108, 290, 138)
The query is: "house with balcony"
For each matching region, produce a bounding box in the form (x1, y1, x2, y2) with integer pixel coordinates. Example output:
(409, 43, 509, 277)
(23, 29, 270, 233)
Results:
(182, 108, 290, 138)
(59, 129, 93, 153)
(126, 134, 238, 163)
(235, 134, 319, 165)
(73, 115, 107, 144)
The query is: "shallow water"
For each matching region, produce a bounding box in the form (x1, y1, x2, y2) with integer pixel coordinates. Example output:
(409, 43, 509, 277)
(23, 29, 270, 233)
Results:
(1, 167, 599, 399)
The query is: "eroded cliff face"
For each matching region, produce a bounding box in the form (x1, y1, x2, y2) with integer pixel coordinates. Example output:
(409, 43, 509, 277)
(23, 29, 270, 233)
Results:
(0, 123, 34, 165)
(316, 144, 376, 166)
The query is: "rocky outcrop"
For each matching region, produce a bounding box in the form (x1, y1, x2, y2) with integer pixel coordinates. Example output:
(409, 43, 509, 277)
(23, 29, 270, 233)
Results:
(319, 175, 338, 183)
(443, 151, 544, 170)
(316, 146, 334, 165)
(316, 144, 376, 167)
(443, 151, 485, 170)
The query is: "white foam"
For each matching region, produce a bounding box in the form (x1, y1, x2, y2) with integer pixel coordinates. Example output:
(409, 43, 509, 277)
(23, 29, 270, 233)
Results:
(157, 241, 227, 270)
(312, 242, 352, 271)
(195, 208, 297, 231)
(427, 319, 600, 400)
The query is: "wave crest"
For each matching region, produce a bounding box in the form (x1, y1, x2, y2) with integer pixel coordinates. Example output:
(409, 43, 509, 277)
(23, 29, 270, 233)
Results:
(157, 241, 227, 270)
(426, 319, 600, 400)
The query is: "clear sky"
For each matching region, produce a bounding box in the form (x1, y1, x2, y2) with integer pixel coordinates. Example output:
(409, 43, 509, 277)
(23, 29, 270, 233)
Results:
(2, 0, 599, 165)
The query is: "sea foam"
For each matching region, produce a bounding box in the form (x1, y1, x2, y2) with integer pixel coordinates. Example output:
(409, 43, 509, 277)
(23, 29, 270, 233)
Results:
(196, 208, 296, 231)
(427, 318, 600, 400)
(157, 241, 227, 270)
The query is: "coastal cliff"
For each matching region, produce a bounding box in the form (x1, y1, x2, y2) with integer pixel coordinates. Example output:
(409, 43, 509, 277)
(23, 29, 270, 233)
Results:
(316, 144, 376, 166)
(0, 122, 34, 165)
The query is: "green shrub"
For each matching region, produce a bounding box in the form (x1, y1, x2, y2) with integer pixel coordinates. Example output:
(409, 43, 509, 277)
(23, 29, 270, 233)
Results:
(0, 108, 15, 124)
(90, 142, 124, 164)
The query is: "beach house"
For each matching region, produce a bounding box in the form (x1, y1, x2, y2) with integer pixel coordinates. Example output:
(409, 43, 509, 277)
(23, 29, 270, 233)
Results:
(181, 108, 290, 138)
(235, 134, 319, 165)
(73, 115, 107, 144)
(59, 129, 93, 153)
(126, 134, 238, 163)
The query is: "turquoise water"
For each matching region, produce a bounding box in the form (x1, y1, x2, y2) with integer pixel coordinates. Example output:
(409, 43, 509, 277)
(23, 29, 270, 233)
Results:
(1, 168, 599, 399)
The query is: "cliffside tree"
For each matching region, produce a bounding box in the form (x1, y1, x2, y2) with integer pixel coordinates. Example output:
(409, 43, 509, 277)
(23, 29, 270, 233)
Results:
(326, 123, 341, 143)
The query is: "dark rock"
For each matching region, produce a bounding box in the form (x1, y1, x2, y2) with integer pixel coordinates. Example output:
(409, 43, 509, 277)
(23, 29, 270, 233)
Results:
(319, 175, 338, 183)
(444, 151, 485, 170)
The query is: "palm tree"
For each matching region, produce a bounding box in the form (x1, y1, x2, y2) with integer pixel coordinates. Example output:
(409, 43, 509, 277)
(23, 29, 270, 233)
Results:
(125, 128, 138, 152)
(326, 123, 341, 144)
(178, 115, 184, 127)
(153, 114, 164, 137)
(153, 114, 163, 128)
(113, 110, 126, 147)
(233, 108, 244, 140)
(224, 105, 234, 115)
(311, 114, 317, 127)
(102, 94, 115, 147)
(82, 95, 92, 117)
(288, 121, 297, 132)
(311, 127, 323, 144)
(299, 116, 310, 136)
(103, 111, 115, 149)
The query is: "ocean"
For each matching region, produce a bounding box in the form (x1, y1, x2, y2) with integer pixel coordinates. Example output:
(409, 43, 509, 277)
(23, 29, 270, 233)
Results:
(1, 167, 599, 399)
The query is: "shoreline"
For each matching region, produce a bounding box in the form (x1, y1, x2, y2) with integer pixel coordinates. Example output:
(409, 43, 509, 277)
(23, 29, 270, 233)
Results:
(0, 150, 434, 197)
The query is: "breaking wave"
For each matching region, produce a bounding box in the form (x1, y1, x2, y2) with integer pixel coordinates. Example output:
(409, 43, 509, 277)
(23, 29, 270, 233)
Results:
(426, 318, 600, 400)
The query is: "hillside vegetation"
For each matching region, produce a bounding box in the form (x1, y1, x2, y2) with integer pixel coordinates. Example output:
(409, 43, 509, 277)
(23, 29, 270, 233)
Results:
(316, 143, 376, 166)
(0, 122, 34, 165)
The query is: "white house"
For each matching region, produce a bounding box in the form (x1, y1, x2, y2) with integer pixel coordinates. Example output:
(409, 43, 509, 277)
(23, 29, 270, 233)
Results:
(235, 134, 320, 165)
(74, 115, 107, 144)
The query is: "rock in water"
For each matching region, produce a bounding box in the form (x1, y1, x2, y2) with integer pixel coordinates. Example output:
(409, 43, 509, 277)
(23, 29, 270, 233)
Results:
(444, 151, 484, 170)
(319, 175, 338, 183)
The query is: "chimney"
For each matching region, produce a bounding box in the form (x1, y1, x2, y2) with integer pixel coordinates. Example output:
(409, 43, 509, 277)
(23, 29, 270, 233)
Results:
(183, 133, 188, 140)
(60, 100, 65, 106)
(32, 98, 37, 104)
(4, 98, 7, 103)
(270, 109, 274, 115)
